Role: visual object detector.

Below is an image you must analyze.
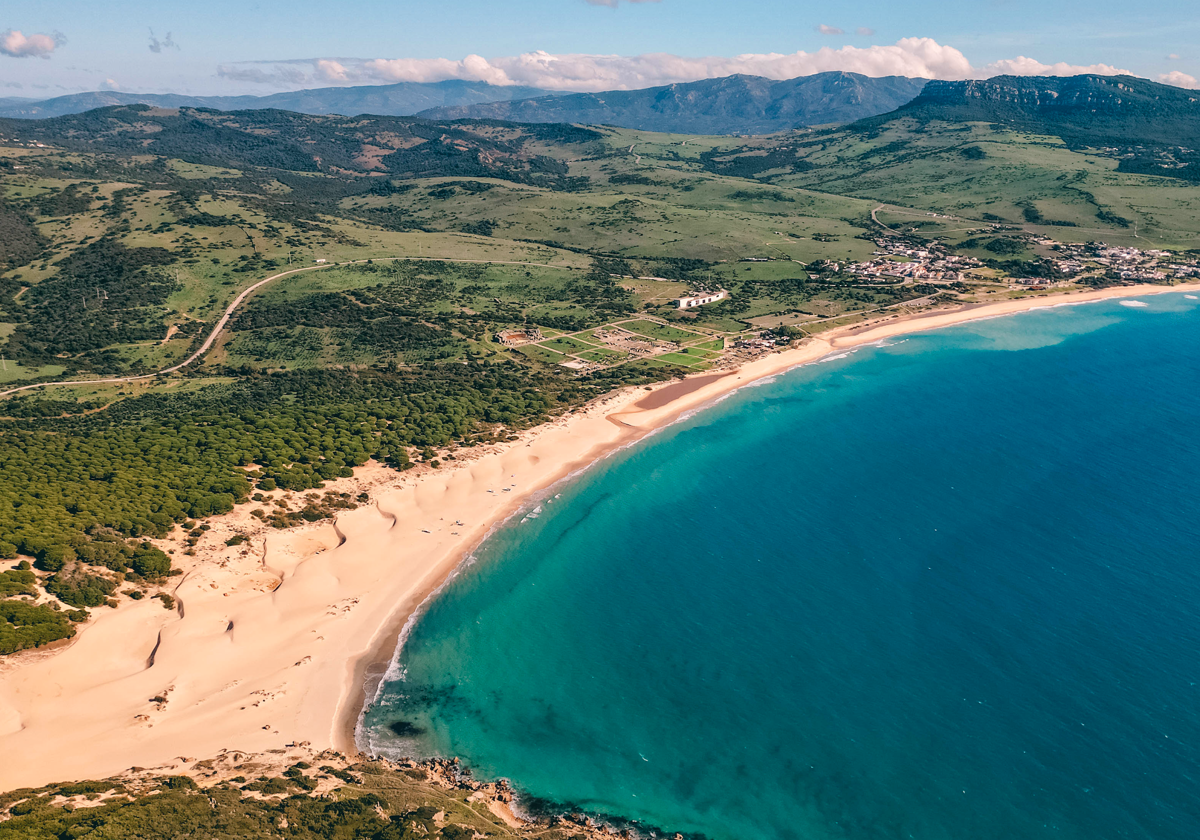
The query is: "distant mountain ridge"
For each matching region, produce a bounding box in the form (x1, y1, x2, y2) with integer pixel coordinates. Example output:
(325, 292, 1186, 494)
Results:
(862, 74, 1200, 148)
(0, 80, 555, 120)
(418, 72, 929, 134)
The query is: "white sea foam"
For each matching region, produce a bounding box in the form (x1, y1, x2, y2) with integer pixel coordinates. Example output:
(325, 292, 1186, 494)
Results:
(1186, 295, 1198, 300)
(1119, 300, 1149, 308)
(1048, 299, 1103, 310)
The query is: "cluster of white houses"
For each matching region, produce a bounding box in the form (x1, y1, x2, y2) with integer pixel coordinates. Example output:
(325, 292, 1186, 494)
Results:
(848, 236, 1200, 287)
(1050, 242, 1200, 282)
(846, 243, 980, 284)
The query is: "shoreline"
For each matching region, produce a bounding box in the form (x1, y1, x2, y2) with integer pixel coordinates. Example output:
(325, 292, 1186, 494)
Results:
(2, 281, 1196, 792)
(341, 281, 1200, 756)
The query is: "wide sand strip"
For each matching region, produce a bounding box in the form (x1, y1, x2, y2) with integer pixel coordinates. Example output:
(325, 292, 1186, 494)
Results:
(1, 282, 1195, 791)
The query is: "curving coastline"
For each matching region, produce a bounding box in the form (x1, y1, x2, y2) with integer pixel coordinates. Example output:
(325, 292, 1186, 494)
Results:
(2, 282, 1197, 793)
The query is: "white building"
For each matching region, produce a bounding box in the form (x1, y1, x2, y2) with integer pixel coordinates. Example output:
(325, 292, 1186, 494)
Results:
(674, 290, 728, 309)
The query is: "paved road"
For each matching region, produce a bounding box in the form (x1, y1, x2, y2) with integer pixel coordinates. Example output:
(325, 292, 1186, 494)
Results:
(0, 255, 576, 399)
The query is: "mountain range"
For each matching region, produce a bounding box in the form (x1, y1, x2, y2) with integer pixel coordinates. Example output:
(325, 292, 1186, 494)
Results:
(3, 72, 1194, 161)
(0, 73, 929, 133)
(415, 72, 930, 134)
(0, 80, 554, 121)
(865, 74, 1200, 148)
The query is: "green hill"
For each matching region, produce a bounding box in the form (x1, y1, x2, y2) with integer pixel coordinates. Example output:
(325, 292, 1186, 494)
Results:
(854, 74, 1200, 180)
(0, 105, 598, 187)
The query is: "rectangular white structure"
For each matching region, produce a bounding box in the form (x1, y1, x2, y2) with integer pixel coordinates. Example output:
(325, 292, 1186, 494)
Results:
(674, 290, 728, 309)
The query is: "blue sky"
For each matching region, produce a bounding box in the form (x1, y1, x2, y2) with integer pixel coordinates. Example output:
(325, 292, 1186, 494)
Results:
(2, 0, 1198, 96)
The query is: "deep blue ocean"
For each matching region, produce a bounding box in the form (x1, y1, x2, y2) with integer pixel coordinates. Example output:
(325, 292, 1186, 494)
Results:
(363, 294, 1200, 840)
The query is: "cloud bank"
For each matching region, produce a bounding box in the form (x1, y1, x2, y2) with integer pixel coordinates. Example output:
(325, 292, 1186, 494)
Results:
(218, 38, 1136, 93)
(0, 29, 64, 59)
(1158, 70, 1199, 89)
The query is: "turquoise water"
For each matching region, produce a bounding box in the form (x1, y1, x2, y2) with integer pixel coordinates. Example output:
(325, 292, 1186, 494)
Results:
(363, 294, 1200, 840)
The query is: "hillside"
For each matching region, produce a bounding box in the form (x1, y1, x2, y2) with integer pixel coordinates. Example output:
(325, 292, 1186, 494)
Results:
(0, 80, 554, 120)
(851, 74, 1200, 179)
(419, 72, 928, 134)
(0, 105, 597, 187)
(871, 74, 1200, 145)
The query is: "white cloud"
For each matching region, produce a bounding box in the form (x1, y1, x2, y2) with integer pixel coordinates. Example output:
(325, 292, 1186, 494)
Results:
(350, 40, 980, 91)
(982, 56, 1129, 77)
(218, 39, 1139, 93)
(0, 29, 65, 59)
(817, 25, 845, 36)
(314, 59, 350, 82)
(1158, 70, 1199, 89)
(1167, 53, 1181, 60)
(857, 27, 875, 37)
(101, 78, 119, 90)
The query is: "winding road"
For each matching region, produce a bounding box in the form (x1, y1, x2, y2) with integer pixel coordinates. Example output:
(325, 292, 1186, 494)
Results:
(0, 254, 576, 399)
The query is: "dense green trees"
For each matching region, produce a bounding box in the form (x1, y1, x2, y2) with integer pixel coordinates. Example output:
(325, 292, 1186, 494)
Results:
(5, 238, 178, 366)
(0, 365, 591, 573)
(0, 564, 36, 598)
(35, 183, 94, 217)
(0, 199, 43, 272)
(0, 600, 76, 655)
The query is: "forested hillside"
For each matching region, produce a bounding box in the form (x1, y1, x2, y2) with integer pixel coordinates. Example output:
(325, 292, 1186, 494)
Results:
(882, 75, 1200, 147)
(0, 105, 599, 186)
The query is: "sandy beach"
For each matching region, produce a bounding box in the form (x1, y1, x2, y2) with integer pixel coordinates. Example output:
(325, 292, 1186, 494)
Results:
(2, 281, 1197, 792)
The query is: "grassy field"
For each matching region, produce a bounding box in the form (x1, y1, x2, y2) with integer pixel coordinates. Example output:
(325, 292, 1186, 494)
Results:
(757, 121, 1200, 249)
(0, 362, 64, 384)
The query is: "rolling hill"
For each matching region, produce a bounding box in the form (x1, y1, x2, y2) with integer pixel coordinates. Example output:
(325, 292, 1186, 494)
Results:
(0, 104, 598, 187)
(418, 72, 929, 134)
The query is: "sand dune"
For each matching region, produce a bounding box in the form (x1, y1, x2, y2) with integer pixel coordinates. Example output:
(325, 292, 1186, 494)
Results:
(1, 282, 1194, 791)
